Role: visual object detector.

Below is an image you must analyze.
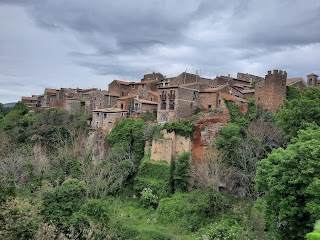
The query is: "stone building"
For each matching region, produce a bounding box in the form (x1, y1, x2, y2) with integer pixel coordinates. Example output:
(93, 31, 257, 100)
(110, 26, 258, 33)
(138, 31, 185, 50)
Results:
(21, 96, 38, 108)
(306, 73, 319, 87)
(132, 98, 158, 118)
(157, 82, 210, 123)
(142, 72, 164, 82)
(43, 88, 57, 108)
(81, 90, 118, 113)
(255, 70, 287, 111)
(90, 108, 127, 133)
(286, 77, 307, 90)
(197, 85, 229, 111)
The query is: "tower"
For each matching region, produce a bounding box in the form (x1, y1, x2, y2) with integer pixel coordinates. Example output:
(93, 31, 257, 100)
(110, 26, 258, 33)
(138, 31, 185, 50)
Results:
(254, 70, 287, 111)
(306, 73, 318, 87)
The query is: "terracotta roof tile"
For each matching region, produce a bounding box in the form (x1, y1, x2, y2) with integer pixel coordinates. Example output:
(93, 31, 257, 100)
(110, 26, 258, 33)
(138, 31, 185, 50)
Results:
(219, 93, 248, 103)
(134, 99, 158, 105)
(45, 88, 57, 94)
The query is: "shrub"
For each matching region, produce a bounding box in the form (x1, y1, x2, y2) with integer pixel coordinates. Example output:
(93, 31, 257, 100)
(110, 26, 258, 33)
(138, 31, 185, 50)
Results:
(41, 178, 86, 231)
(173, 151, 191, 192)
(163, 119, 195, 137)
(134, 154, 171, 200)
(157, 189, 228, 231)
(197, 219, 253, 240)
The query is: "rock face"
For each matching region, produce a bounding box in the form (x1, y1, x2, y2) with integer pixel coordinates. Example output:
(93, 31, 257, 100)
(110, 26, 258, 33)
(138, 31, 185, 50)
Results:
(192, 112, 230, 161)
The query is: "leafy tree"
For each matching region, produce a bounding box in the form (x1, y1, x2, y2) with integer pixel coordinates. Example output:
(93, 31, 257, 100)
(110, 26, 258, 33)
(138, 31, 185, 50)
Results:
(276, 87, 320, 139)
(255, 124, 320, 239)
(286, 85, 301, 100)
(107, 118, 147, 162)
(42, 178, 86, 231)
(174, 152, 191, 192)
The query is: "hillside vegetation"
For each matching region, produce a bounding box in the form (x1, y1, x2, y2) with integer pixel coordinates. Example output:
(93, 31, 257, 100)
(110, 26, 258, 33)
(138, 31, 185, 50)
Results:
(1, 86, 320, 239)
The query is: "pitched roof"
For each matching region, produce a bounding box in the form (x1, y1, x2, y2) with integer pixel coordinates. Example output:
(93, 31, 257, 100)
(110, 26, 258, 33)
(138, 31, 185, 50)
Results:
(92, 108, 127, 113)
(286, 77, 306, 86)
(199, 85, 227, 93)
(114, 80, 130, 85)
(134, 98, 158, 105)
(240, 89, 255, 94)
(117, 95, 135, 100)
(45, 88, 57, 94)
(219, 93, 248, 103)
(22, 96, 38, 101)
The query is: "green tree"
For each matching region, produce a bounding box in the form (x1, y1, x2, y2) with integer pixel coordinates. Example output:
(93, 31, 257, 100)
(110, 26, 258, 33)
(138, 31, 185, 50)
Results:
(255, 124, 320, 239)
(276, 87, 320, 139)
(107, 118, 147, 162)
(174, 152, 191, 192)
(42, 178, 86, 231)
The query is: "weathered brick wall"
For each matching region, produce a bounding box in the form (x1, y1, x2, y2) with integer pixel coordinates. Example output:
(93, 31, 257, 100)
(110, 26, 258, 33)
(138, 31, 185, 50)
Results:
(198, 92, 218, 110)
(255, 70, 287, 111)
(176, 87, 199, 119)
(108, 81, 129, 96)
(65, 99, 81, 113)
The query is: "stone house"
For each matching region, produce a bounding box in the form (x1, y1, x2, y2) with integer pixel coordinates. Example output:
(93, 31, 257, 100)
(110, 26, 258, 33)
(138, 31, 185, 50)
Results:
(286, 77, 307, 90)
(43, 88, 57, 108)
(157, 82, 210, 123)
(21, 96, 38, 108)
(81, 90, 118, 113)
(132, 98, 158, 118)
(197, 85, 229, 111)
(91, 108, 127, 133)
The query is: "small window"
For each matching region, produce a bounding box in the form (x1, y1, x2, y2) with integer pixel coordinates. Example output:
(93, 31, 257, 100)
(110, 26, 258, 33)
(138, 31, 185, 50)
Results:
(108, 121, 112, 126)
(104, 113, 107, 119)
(169, 100, 175, 110)
(161, 101, 166, 110)
(208, 105, 212, 109)
(218, 99, 221, 106)
(258, 97, 260, 101)
(121, 103, 124, 109)
(96, 121, 99, 128)
(121, 112, 125, 117)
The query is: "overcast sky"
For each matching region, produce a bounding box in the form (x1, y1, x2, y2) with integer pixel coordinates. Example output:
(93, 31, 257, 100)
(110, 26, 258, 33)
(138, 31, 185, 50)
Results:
(1, 0, 320, 103)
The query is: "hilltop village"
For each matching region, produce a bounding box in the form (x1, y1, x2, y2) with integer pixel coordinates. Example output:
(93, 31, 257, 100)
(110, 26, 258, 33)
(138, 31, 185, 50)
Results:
(20, 70, 318, 161)
(21, 70, 318, 128)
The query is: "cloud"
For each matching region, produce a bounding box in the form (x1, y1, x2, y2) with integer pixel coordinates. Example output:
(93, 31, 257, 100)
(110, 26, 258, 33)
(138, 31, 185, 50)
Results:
(0, 0, 320, 102)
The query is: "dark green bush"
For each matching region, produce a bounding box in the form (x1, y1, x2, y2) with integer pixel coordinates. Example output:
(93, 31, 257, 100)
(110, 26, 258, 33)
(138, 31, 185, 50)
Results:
(173, 151, 191, 192)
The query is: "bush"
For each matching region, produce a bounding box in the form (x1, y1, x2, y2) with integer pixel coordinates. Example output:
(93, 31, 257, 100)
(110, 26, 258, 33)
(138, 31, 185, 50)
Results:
(41, 178, 86, 231)
(173, 151, 191, 192)
(197, 219, 253, 240)
(134, 154, 171, 200)
(163, 119, 195, 137)
(157, 189, 228, 231)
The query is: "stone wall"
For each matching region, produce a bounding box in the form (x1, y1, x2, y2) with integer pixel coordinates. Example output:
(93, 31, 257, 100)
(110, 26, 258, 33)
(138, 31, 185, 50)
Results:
(150, 129, 191, 163)
(255, 70, 287, 111)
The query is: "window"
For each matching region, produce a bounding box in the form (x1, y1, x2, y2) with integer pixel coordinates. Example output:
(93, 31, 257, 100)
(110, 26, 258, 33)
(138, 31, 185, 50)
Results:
(104, 113, 107, 119)
(108, 121, 112, 126)
(96, 121, 99, 128)
(193, 91, 197, 100)
(121, 103, 124, 109)
(96, 113, 99, 117)
(169, 100, 175, 110)
(258, 97, 260, 101)
(161, 101, 166, 110)
(208, 105, 212, 109)
(121, 91, 124, 96)
(121, 112, 125, 117)
(218, 99, 221, 106)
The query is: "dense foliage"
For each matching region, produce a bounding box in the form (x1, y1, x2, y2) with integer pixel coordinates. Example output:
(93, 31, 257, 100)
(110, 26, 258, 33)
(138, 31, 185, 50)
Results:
(163, 119, 195, 137)
(256, 124, 320, 239)
(276, 87, 320, 139)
